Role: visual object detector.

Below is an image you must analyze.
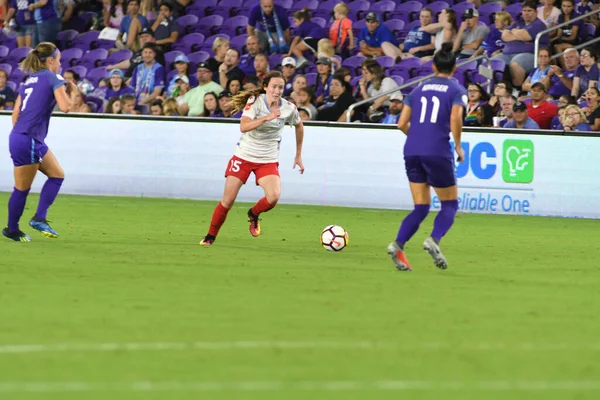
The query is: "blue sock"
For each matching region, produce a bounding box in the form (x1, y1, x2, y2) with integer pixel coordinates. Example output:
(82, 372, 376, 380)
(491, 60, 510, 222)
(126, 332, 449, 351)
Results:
(396, 204, 430, 246)
(8, 187, 30, 232)
(35, 178, 64, 220)
(431, 200, 459, 242)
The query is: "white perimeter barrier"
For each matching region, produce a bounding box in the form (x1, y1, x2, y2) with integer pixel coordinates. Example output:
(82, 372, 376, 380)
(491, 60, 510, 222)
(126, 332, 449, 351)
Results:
(1, 115, 599, 219)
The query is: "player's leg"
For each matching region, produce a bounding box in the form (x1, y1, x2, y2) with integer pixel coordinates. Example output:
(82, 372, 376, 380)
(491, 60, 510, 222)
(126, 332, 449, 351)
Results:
(388, 156, 431, 271)
(3, 164, 38, 242)
(30, 149, 64, 238)
(248, 166, 281, 237)
(422, 157, 459, 269)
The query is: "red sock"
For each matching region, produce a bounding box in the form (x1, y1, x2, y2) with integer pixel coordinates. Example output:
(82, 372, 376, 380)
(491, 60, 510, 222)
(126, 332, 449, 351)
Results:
(208, 202, 231, 236)
(251, 197, 276, 216)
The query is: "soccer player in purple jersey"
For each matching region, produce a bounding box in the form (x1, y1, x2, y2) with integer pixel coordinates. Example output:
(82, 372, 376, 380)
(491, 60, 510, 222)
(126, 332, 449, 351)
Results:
(387, 42, 467, 271)
(3, 42, 74, 242)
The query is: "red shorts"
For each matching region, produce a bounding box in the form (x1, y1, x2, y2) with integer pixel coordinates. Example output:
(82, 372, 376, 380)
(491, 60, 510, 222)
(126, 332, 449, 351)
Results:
(224, 155, 279, 185)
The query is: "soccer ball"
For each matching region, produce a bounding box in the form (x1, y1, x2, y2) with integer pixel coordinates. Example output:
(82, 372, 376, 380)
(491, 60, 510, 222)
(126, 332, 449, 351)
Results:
(321, 225, 349, 251)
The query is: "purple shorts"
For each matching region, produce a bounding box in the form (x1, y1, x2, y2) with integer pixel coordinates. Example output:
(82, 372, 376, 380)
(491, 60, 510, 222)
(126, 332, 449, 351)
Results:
(405, 155, 456, 188)
(9, 133, 48, 167)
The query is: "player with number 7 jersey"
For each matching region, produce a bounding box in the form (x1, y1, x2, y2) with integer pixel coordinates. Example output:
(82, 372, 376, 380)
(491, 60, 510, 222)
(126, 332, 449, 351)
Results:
(199, 71, 305, 246)
(3, 42, 74, 242)
(387, 42, 467, 271)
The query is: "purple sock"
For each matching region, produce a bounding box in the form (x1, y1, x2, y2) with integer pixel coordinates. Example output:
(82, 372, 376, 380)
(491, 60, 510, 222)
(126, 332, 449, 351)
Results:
(35, 178, 64, 220)
(396, 204, 430, 246)
(8, 187, 30, 232)
(431, 200, 459, 242)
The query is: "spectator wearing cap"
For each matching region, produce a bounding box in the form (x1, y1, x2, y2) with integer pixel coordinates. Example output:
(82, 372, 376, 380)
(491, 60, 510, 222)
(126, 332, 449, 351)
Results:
(298, 108, 312, 121)
(358, 12, 398, 58)
(151, 2, 179, 52)
(247, 0, 291, 54)
(526, 82, 558, 129)
(179, 62, 223, 116)
(493, 0, 549, 88)
(317, 75, 356, 122)
(206, 37, 230, 80)
(417, 8, 457, 60)
(382, 8, 435, 61)
(214, 92, 242, 119)
(314, 57, 333, 106)
(253, 53, 270, 82)
(281, 57, 296, 96)
(107, 28, 166, 78)
(166, 55, 198, 96)
(238, 35, 260, 76)
(104, 69, 134, 106)
(172, 75, 190, 105)
(118, 0, 149, 50)
(288, 8, 328, 69)
(453, 9, 489, 60)
(28, 0, 61, 46)
(504, 101, 541, 129)
(571, 48, 599, 99)
(217, 48, 246, 89)
(544, 48, 579, 99)
(130, 43, 165, 105)
(380, 92, 404, 124)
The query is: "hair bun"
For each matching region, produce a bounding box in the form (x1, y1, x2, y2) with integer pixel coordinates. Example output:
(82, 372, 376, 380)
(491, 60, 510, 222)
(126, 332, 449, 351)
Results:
(440, 42, 453, 53)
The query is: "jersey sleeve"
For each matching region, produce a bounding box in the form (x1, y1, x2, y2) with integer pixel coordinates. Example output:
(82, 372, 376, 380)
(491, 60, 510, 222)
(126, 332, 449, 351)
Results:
(453, 86, 468, 108)
(50, 73, 67, 91)
(289, 105, 301, 126)
(241, 95, 259, 119)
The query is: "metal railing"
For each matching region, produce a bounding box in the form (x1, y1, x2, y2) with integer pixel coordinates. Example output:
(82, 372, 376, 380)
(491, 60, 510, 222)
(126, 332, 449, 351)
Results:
(346, 55, 492, 123)
(534, 8, 600, 68)
(551, 36, 600, 61)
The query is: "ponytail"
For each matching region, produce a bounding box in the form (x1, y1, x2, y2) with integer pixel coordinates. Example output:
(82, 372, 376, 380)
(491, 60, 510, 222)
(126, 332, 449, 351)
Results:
(20, 42, 59, 73)
(433, 42, 456, 74)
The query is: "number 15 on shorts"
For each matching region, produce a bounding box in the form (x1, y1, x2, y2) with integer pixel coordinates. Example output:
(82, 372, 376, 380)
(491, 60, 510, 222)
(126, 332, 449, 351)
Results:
(229, 159, 241, 173)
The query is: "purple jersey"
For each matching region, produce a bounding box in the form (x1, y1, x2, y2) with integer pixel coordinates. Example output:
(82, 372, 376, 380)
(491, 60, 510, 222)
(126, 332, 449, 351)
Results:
(33, 0, 59, 22)
(10, 0, 35, 26)
(11, 69, 66, 143)
(403, 76, 467, 157)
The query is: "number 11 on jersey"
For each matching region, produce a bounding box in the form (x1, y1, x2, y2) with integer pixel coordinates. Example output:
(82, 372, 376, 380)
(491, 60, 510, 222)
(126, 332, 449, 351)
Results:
(420, 96, 440, 124)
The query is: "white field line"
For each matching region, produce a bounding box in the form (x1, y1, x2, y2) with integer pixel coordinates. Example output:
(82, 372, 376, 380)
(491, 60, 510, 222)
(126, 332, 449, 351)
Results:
(1, 380, 600, 393)
(1, 341, 600, 354)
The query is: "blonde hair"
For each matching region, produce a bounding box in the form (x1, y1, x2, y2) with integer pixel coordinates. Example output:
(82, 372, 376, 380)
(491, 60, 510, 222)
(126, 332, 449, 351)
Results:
(163, 98, 179, 116)
(231, 71, 284, 112)
(564, 105, 587, 124)
(317, 39, 335, 58)
(333, 3, 349, 17)
(212, 37, 230, 53)
(495, 11, 513, 26)
(20, 42, 58, 73)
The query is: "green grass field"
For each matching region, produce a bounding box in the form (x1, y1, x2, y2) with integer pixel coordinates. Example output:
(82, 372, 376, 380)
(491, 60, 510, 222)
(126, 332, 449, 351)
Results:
(1, 192, 599, 399)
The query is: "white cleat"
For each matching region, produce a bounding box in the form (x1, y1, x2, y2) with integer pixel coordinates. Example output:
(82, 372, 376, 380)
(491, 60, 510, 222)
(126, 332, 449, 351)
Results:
(423, 237, 448, 270)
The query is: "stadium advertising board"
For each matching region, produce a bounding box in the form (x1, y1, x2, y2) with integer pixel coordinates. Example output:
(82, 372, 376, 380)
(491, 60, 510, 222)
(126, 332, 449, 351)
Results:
(0, 115, 598, 219)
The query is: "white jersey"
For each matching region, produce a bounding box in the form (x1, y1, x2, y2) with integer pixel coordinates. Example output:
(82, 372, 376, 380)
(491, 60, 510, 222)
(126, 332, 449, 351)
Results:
(235, 94, 301, 163)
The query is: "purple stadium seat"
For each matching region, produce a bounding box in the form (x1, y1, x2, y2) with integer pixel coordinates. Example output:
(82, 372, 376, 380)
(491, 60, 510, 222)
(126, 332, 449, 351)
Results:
(194, 15, 224, 36)
(60, 48, 84, 67)
(0, 36, 17, 53)
(350, 75, 361, 88)
(213, 8, 231, 19)
(389, 57, 422, 77)
(428, 1, 450, 18)
(504, 3, 522, 21)
(165, 50, 185, 70)
(73, 48, 109, 70)
(384, 19, 405, 37)
(0, 45, 10, 59)
(403, 20, 421, 31)
(86, 96, 104, 113)
(167, 68, 179, 82)
(71, 31, 100, 51)
(580, 23, 596, 42)
(176, 14, 200, 35)
(390, 1, 422, 22)
(186, 9, 205, 20)
(239, 0, 258, 13)
(9, 68, 28, 83)
(349, 1, 371, 21)
(269, 53, 283, 69)
(94, 39, 117, 50)
(219, 15, 249, 36)
(99, 49, 133, 67)
(478, 2, 502, 24)
(6, 46, 31, 67)
(376, 56, 395, 70)
(305, 72, 317, 87)
(86, 67, 108, 86)
(318, 0, 338, 11)
(312, 17, 327, 28)
(171, 33, 205, 53)
(391, 69, 410, 82)
(0, 63, 12, 76)
(390, 75, 404, 86)
(342, 55, 366, 75)
(370, 0, 396, 21)
(67, 65, 88, 78)
(188, 51, 211, 67)
(313, 10, 333, 21)
(292, 0, 318, 11)
(352, 19, 367, 38)
(216, 0, 243, 17)
(56, 29, 78, 50)
(6, 80, 16, 92)
(229, 34, 247, 53)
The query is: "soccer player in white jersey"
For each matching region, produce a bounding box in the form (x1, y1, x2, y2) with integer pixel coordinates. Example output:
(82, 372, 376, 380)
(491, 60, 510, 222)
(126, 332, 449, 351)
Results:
(200, 71, 305, 246)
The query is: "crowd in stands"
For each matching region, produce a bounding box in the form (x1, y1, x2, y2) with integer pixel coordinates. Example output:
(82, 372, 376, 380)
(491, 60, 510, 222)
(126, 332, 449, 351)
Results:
(0, 0, 598, 131)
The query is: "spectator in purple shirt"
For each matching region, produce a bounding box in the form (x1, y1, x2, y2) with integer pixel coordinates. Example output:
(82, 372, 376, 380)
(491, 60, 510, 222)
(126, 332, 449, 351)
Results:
(238, 35, 260, 76)
(6, 0, 35, 48)
(104, 69, 134, 106)
(492, 0, 548, 88)
(552, 0, 582, 68)
(29, 0, 61, 46)
(247, 0, 290, 54)
(544, 47, 580, 99)
(572, 48, 599, 99)
(288, 8, 328, 69)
